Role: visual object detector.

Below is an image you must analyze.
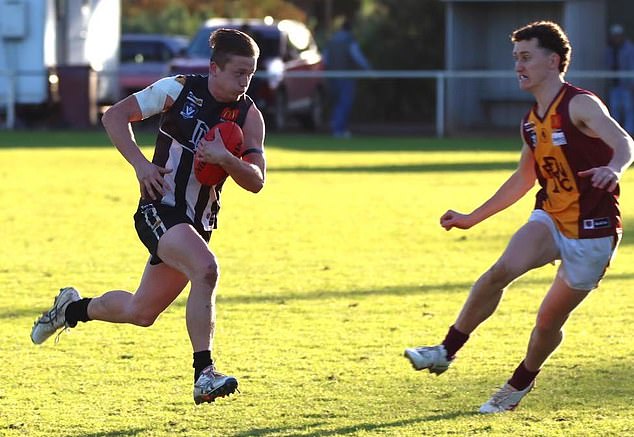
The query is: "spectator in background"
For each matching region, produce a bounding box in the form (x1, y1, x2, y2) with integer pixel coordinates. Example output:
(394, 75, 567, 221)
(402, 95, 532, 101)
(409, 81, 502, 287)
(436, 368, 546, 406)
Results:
(323, 18, 371, 138)
(606, 24, 634, 134)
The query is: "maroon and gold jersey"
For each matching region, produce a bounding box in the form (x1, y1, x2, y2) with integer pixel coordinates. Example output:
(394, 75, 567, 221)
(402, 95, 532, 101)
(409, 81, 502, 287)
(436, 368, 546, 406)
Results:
(521, 83, 621, 239)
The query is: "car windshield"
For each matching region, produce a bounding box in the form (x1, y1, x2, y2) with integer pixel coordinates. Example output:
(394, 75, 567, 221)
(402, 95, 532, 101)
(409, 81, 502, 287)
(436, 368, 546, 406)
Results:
(121, 41, 170, 63)
(187, 25, 281, 60)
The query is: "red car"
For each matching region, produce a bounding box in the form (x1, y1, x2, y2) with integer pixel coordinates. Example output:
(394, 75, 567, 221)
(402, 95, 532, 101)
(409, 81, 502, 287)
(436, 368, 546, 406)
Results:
(169, 18, 325, 131)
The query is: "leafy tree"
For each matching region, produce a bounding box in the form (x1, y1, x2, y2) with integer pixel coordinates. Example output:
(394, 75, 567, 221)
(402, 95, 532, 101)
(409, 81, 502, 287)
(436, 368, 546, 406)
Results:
(122, 0, 307, 36)
(353, 0, 445, 122)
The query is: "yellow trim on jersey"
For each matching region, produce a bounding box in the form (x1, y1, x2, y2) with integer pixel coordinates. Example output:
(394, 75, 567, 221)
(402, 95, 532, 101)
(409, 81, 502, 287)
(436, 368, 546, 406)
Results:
(528, 90, 581, 238)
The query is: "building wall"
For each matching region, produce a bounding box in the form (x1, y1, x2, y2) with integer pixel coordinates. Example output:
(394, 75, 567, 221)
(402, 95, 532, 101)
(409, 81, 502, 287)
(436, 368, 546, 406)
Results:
(444, 0, 608, 133)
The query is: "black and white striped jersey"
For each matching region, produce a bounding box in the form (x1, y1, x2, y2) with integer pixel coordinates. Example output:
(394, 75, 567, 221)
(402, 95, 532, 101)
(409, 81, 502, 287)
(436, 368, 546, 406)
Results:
(142, 74, 253, 231)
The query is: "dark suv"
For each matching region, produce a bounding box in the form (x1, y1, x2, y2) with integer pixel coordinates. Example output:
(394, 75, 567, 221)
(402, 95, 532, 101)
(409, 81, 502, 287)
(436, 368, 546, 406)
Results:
(119, 34, 189, 97)
(168, 18, 325, 130)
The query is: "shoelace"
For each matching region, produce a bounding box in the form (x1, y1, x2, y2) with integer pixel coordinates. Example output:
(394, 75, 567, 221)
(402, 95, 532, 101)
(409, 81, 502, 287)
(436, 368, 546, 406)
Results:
(54, 325, 71, 344)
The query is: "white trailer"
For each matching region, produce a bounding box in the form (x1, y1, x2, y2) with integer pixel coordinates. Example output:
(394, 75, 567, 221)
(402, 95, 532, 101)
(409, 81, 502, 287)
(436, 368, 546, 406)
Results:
(0, 0, 120, 128)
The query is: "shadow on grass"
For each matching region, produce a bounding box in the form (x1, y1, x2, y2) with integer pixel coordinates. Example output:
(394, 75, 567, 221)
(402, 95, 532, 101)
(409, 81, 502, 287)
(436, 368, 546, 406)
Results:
(269, 161, 517, 174)
(66, 428, 147, 437)
(215, 281, 475, 306)
(0, 130, 156, 149)
(265, 134, 517, 153)
(233, 413, 477, 437)
(231, 422, 325, 437)
(4, 270, 633, 321)
(201, 269, 634, 306)
(0, 130, 517, 153)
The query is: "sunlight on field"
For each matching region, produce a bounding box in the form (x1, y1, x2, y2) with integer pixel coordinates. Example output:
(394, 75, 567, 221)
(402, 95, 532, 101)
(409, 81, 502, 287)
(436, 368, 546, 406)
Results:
(1, 133, 633, 436)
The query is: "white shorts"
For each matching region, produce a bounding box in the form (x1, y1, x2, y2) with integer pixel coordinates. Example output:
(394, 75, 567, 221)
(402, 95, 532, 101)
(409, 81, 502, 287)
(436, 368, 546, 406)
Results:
(529, 209, 620, 290)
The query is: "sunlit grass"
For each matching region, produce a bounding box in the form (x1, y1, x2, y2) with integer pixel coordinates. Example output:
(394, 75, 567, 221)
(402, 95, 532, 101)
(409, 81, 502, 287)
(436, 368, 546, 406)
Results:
(1, 132, 633, 436)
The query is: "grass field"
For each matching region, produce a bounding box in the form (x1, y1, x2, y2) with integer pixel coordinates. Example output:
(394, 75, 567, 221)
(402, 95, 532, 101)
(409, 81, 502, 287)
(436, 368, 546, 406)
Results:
(1, 130, 633, 436)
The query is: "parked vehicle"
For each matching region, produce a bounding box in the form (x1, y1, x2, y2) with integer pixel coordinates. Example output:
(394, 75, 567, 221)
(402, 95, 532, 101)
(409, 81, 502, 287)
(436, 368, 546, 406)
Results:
(119, 33, 189, 97)
(169, 18, 325, 130)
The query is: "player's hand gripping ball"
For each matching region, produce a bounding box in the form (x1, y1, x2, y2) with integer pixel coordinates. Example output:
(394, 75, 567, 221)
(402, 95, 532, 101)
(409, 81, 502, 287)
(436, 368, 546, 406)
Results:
(194, 121, 244, 186)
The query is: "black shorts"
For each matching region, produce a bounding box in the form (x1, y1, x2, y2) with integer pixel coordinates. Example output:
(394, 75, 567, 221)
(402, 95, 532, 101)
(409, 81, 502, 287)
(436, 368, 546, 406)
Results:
(134, 203, 212, 265)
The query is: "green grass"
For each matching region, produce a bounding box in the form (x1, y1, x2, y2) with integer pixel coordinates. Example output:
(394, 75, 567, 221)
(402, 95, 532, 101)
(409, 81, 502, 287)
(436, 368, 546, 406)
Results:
(1, 131, 633, 436)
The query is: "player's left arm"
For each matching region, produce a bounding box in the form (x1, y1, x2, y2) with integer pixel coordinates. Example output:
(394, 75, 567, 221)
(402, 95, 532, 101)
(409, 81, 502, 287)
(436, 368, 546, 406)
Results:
(570, 93, 634, 191)
(218, 104, 266, 193)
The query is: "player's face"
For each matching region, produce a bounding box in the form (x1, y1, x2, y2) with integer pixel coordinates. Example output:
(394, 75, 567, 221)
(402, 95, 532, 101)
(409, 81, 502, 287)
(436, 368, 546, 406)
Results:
(513, 38, 559, 91)
(210, 55, 257, 102)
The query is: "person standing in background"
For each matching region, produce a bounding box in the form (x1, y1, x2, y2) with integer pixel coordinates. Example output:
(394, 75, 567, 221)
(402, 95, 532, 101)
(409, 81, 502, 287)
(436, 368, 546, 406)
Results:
(323, 18, 371, 138)
(606, 24, 634, 134)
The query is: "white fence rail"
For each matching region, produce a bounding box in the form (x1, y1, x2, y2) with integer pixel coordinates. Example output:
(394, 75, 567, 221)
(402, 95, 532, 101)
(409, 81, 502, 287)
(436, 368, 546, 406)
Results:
(2, 69, 634, 136)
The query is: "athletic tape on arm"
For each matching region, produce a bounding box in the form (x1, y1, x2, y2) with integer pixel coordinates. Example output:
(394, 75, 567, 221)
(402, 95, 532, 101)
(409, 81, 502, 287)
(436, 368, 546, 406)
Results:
(133, 76, 184, 119)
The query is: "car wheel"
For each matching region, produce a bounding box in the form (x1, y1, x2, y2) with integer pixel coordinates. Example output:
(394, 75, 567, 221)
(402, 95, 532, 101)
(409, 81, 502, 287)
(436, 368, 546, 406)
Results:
(300, 88, 325, 131)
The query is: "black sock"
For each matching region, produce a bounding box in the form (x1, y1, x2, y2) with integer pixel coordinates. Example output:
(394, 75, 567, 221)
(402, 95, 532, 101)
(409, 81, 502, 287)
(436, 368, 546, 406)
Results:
(193, 350, 213, 382)
(441, 325, 470, 359)
(508, 360, 540, 390)
(65, 298, 92, 328)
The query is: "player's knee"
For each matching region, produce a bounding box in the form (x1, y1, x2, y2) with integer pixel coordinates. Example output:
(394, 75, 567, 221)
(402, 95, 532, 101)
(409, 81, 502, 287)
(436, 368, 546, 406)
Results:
(193, 260, 220, 291)
(134, 312, 159, 327)
(485, 261, 514, 286)
(535, 311, 567, 334)
(127, 307, 160, 327)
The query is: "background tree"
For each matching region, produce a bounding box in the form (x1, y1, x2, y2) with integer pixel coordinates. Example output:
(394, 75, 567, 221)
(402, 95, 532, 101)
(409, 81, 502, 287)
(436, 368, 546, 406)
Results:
(122, 0, 308, 35)
(354, 0, 445, 123)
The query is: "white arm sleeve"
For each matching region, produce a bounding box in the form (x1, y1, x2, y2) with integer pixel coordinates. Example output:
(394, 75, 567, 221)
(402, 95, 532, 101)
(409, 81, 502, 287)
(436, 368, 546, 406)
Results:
(133, 76, 184, 119)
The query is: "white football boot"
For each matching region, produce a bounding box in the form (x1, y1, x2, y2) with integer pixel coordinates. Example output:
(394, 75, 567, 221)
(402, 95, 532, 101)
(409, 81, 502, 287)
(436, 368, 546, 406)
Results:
(30, 287, 81, 344)
(403, 344, 452, 375)
(193, 365, 239, 405)
(479, 381, 535, 413)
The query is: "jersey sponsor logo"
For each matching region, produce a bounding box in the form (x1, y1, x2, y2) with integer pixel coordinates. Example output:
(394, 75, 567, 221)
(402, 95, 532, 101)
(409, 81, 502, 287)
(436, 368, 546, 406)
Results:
(221, 107, 239, 122)
(180, 91, 203, 119)
(541, 156, 573, 192)
(583, 217, 611, 230)
(552, 130, 567, 146)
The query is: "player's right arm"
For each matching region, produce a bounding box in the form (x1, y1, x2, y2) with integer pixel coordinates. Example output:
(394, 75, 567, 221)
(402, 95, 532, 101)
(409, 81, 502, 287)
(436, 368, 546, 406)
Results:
(440, 142, 536, 231)
(102, 76, 184, 200)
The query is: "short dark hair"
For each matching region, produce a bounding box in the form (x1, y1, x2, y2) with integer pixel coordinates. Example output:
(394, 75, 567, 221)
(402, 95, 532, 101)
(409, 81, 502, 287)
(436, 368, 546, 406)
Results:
(209, 28, 260, 68)
(511, 21, 571, 73)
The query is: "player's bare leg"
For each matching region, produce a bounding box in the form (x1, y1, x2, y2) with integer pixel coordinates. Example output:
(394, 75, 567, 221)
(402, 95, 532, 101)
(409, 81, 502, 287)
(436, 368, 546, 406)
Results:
(87, 261, 188, 325)
(31, 260, 188, 344)
(154, 223, 238, 403)
(155, 223, 218, 352)
(524, 275, 589, 371)
(454, 221, 559, 334)
(479, 275, 589, 413)
(405, 221, 559, 373)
